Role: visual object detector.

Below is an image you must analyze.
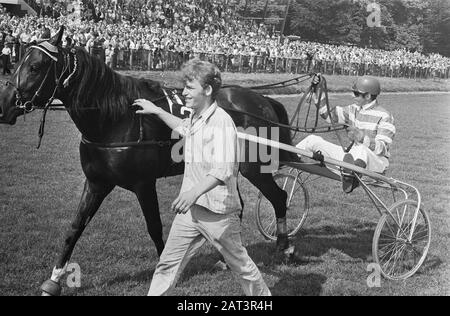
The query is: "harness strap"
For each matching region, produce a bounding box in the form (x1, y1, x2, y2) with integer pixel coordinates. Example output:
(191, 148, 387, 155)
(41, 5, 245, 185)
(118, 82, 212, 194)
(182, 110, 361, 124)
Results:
(225, 106, 347, 134)
(81, 137, 173, 149)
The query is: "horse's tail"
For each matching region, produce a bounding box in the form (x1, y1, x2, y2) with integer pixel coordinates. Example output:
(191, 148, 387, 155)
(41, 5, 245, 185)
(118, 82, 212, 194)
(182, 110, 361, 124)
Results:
(264, 96, 301, 163)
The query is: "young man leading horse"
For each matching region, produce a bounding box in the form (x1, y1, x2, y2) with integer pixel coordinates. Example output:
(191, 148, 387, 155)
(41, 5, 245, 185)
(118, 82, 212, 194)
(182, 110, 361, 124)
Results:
(134, 59, 271, 296)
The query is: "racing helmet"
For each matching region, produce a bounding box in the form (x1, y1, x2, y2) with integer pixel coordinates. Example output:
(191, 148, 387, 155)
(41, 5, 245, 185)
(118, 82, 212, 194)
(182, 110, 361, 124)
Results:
(352, 76, 381, 96)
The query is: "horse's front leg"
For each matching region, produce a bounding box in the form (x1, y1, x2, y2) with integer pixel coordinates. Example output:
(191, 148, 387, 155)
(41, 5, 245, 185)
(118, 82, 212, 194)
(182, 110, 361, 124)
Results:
(40, 179, 115, 296)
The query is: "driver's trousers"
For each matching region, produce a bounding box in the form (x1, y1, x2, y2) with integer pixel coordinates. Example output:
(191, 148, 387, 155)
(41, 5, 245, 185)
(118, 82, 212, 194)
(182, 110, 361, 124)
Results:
(297, 135, 389, 174)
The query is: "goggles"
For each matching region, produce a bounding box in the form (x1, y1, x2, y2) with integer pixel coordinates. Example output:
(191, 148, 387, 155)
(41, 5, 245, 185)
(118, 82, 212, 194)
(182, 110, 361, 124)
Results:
(353, 91, 368, 98)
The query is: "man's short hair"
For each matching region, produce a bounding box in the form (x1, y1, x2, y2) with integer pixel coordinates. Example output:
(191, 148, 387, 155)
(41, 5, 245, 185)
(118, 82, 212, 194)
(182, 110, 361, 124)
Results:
(181, 59, 222, 99)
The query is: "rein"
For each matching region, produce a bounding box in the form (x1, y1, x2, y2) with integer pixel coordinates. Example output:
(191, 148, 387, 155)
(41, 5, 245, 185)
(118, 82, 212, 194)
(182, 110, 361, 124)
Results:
(225, 106, 347, 134)
(223, 74, 314, 91)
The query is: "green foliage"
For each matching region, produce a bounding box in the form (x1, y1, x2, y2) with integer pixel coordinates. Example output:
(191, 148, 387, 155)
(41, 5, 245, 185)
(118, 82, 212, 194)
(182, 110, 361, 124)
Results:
(288, 0, 450, 56)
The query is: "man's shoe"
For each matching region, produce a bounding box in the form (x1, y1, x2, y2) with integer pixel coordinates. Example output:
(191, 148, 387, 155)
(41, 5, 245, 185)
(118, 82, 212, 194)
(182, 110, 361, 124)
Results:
(341, 154, 366, 194)
(351, 159, 366, 190)
(212, 260, 229, 272)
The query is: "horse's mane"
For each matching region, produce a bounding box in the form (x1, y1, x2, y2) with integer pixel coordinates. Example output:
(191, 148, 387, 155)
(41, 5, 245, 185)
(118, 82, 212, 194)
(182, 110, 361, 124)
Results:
(66, 47, 164, 122)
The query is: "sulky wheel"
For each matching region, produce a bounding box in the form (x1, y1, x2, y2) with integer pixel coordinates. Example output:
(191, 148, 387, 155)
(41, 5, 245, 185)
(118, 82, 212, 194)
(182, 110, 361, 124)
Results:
(255, 172, 310, 241)
(373, 200, 431, 281)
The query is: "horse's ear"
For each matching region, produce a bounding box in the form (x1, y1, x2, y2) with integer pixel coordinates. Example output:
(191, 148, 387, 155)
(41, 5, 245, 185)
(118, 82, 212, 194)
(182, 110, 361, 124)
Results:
(49, 26, 65, 47)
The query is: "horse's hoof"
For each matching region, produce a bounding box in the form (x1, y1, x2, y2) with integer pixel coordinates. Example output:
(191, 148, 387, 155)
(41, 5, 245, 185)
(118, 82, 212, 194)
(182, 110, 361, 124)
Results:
(41, 280, 62, 296)
(284, 245, 295, 257)
(276, 234, 290, 253)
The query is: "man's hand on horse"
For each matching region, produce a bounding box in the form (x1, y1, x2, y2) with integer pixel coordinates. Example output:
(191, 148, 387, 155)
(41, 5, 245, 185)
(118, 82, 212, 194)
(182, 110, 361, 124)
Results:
(171, 190, 200, 214)
(347, 126, 365, 144)
(133, 99, 163, 115)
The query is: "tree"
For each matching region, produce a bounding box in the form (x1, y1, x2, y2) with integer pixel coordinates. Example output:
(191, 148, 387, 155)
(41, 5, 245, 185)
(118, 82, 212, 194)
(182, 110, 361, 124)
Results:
(422, 0, 450, 56)
(288, 0, 450, 56)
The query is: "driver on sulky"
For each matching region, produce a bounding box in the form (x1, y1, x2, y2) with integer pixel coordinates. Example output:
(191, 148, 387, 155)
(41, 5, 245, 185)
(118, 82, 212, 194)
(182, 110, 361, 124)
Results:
(296, 74, 396, 193)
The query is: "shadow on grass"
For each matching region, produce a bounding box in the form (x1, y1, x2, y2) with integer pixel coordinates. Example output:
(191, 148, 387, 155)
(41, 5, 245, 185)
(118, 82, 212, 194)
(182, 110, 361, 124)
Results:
(417, 254, 444, 275)
(270, 271, 327, 296)
(177, 241, 328, 296)
(242, 222, 376, 268)
(75, 269, 155, 295)
(290, 223, 376, 261)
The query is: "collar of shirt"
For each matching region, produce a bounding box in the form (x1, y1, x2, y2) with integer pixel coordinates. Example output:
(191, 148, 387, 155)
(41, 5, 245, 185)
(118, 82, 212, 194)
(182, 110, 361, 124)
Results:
(361, 100, 378, 111)
(188, 102, 218, 135)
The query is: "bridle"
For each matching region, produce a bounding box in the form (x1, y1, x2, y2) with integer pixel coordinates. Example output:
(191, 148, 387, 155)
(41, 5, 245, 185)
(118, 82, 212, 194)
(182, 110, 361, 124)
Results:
(4, 41, 77, 148)
(5, 62, 53, 114)
(6, 43, 72, 113)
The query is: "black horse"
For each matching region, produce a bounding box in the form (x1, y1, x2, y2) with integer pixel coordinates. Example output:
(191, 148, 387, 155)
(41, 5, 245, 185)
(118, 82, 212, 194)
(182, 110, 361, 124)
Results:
(0, 28, 297, 295)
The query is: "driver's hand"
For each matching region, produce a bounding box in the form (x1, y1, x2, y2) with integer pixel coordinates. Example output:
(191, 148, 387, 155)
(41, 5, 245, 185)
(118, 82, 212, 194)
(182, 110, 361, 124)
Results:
(347, 127, 365, 144)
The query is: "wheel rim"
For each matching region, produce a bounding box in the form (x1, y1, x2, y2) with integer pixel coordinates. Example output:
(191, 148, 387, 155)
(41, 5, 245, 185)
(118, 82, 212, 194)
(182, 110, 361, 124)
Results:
(256, 173, 309, 241)
(374, 200, 431, 280)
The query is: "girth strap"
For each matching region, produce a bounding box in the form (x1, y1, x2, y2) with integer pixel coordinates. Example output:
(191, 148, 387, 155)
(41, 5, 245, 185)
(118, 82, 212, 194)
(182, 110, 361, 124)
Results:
(81, 137, 173, 149)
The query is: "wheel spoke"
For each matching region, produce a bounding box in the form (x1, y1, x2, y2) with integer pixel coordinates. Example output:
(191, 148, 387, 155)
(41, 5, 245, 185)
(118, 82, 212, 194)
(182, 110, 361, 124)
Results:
(411, 226, 429, 242)
(379, 242, 400, 262)
(264, 218, 276, 234)
(412, 232, 429, 244)
(379, 232, 397, 241)
(393, 243, 410, 275)
(388, 243, 407, 276)
(382, 243, 399, 272)
(378, 240, 398, 253)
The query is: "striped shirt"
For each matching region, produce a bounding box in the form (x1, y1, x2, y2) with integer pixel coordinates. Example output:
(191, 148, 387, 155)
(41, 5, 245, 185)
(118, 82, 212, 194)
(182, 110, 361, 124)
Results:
(174, 102, 242, 215)
(320, 100, 396, 158)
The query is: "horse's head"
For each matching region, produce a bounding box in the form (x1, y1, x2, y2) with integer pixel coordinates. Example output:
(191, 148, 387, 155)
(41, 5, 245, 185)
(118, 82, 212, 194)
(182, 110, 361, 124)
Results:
(0, 27, 66, 125)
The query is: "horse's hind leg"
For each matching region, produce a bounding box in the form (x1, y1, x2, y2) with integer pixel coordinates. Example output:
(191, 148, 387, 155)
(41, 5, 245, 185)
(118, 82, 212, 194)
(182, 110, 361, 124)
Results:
(135, 182, 165, 257)
(240, 163, 291, 252)
(40, 179, 114, 296)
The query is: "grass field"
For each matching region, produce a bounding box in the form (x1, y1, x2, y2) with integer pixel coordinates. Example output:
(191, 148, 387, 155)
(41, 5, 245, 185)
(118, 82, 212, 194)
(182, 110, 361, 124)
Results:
(1, 84, 449, 296)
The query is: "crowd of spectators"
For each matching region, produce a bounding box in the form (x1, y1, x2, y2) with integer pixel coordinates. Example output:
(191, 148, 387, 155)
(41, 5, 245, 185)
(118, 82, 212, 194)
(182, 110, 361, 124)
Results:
(1, 1, 449, 76)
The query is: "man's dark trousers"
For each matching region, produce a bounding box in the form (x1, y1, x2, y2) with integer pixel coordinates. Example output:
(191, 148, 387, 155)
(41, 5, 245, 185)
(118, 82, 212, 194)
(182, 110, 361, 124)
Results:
(2, 54, 11, 75)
